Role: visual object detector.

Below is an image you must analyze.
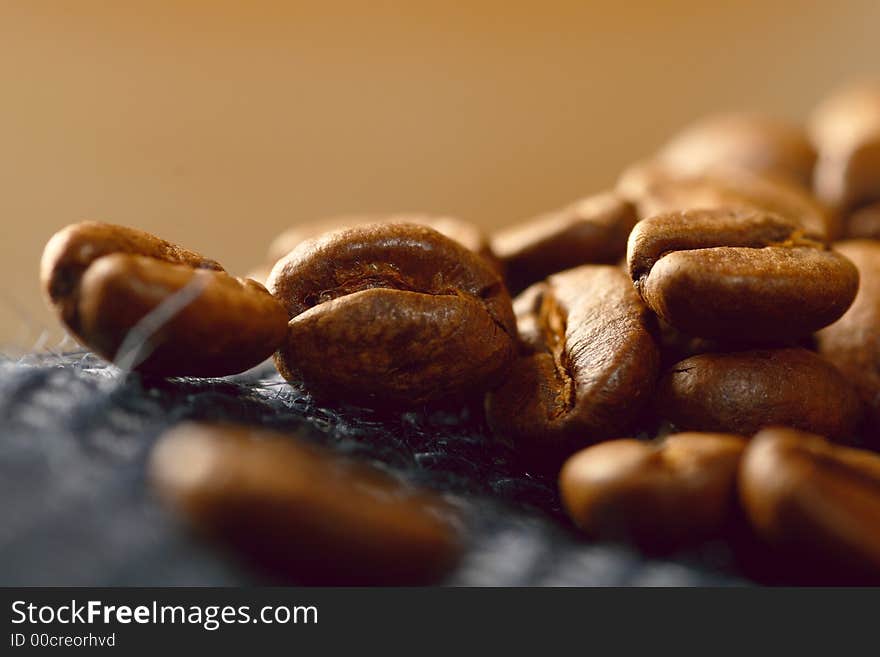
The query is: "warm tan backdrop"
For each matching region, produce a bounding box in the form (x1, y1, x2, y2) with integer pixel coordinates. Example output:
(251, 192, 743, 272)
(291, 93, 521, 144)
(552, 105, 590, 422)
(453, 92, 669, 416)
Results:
(2, 1, 878, 347)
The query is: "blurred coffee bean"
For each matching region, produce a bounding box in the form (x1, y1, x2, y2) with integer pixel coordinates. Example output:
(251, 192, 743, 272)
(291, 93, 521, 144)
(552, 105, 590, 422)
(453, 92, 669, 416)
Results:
(560, 433, 746, 550)
(490, 192, 637, 293)
(485, 265, 659, 461)
(627, 207, 858, 341)
(740, 427, 880, 583)
(617, 159, 837, 239)
(150, 422, 462, 585)
(657, 112, 816, 187)
(269, 223, 517, 406)
(809, 82, 880, 211)
(818, 240, 880, 437)
(845, 200, 880, 239)
(656, 348, 862, 440)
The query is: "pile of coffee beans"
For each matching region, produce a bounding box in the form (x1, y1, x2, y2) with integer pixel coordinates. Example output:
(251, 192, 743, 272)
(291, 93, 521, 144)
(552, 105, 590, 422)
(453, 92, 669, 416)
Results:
(39, 82, 880, 584)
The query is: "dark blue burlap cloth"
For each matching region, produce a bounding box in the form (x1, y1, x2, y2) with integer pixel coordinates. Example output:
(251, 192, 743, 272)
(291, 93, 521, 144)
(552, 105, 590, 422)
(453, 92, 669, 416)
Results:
(0, 352, 747, 586)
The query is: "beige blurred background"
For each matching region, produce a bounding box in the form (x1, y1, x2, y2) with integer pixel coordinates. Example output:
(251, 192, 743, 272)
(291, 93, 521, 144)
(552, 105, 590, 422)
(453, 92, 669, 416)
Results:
(2, 1, 879, 348)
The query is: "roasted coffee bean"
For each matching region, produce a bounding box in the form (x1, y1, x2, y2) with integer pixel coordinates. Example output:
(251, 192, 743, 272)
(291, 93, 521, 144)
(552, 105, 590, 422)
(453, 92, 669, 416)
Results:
(818, 240, 880, 436)
(253, 213, 498, 284)
(809, 82, 880, 211)
(617, 159, 837, 239)
(269, 223, 517, 406)
(656, 348, 862, 440)
(150, 423, 462, 584)
(739, 427, 880, 582)
(627, 207, 858, 341)
(484, 265, 660, 460)
(656, 112, 816, 187)
(42, 221, 222, 320)
(41, 222, 287, 376)
(490, 192, 637, 293)
(77, 254, 288, 376)
(560, 433, 746, 550)
(846, 200, 880, 239)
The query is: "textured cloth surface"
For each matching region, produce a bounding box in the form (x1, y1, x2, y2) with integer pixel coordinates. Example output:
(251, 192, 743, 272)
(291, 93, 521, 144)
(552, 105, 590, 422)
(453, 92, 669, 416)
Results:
(0, 353, 745, 586)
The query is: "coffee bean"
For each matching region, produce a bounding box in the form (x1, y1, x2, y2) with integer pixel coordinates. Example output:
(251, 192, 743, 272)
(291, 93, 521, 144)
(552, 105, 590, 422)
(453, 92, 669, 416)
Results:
(845, 200, 880, 239)
(490, 192, 637, 293)
(739, 426, 880, 582)
(560, 432, 746, 550)
(77, 254, 288, 376)
(268, 222, 517, 406)
(41, 222, 286, 376)
(617, 159, 837, 239)
(656, 112, 816, 187)
(656, 348, 862, 440)
(809, 82, 880, 211)
(484, 265, 660, 460)
(253, 213, 499, 285)
(42, 221, 222, 319)
(818, 240, 880, 436)
(627, 207, 859, 341)
(150, 423, 462, 584)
